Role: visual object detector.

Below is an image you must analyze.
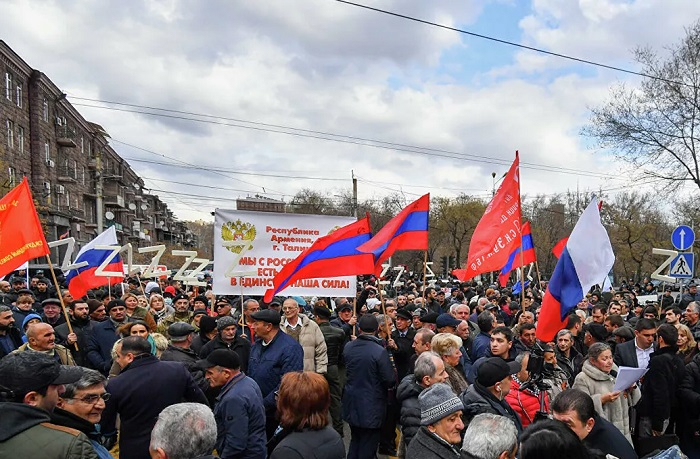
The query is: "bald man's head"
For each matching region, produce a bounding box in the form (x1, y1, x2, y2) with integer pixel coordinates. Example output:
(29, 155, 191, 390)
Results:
(27, 323, 56, 351)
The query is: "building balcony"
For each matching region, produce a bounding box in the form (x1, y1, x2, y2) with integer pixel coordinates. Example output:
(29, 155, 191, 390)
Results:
(68, 208, 86, 222)
(104, 195, 125, 208)
(57, 166, 77, 182)
(56, 125, 77, 148)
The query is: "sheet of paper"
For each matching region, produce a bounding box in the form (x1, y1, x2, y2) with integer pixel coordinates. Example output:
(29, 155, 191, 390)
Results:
(613, 366, 648, 392)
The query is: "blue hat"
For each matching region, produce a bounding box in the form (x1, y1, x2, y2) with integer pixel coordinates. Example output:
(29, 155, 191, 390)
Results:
(22, 313, 43, 331)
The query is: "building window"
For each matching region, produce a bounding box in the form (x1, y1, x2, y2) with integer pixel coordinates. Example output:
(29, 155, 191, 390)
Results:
(6, 120, 13, 149)
(80, 136, 84, 154)
(66, 190, 70, 208)
(45, 142, 50, 162)
(81, 166, 85, 184)
(17, 126, 23, 153)
(15, 84, 21, 108)
(43, 98, 49, 122)
(8, 167, 15, 187)
(4, 73, 11, 100)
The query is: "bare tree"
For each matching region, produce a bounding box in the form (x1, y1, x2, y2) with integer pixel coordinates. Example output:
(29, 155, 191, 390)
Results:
(584, 20, 700, 191)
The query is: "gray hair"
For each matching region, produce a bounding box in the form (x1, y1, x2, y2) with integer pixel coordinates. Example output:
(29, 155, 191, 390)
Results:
(63, 368, 106, 399)
(414, 351, 441, 382)
(0, 305, 10, 314)
(689, 302, 700, 315)
(462, 413, 518, 458)
(587, 342, 611, 360)
(150, 403, 217, 459)
(556, 329, 572, 340)
(243, 298, 259, 311)
(514, 351, 529, 366)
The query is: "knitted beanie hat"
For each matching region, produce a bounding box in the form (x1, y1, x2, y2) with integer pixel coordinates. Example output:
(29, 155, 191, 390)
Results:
(419, 383, 464, 426)
(217, 316, 237, 332)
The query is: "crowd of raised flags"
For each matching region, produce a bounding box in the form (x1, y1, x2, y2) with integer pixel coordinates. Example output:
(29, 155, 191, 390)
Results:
(0, 154, 616, 347)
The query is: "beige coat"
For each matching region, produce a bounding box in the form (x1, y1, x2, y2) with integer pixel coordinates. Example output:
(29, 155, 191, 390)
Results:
(281, 313, 328, 374)
(14, 343, 76, 366)
(572, 359, 641, 443)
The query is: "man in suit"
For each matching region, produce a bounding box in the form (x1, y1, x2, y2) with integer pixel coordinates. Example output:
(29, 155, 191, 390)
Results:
(613, 318, 656, 369)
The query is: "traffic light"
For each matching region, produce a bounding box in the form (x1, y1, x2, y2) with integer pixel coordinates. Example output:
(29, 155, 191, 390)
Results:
(441, 256, 448, 276)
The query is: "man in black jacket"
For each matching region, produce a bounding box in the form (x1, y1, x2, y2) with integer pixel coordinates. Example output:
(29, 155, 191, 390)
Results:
(101, 336, 208, 459)
(396, 351, 448, 454)
(552, 389, 637, 459)
(160, 322, 208, 394)
(54, 300, 93, 367)
(460, 357, 523, 435)
(314, 305, 345, 437)
(198, 316, 250, 373)
(342, 314, 395, 459)
(636, 323, 685, 437)
(0, 305, 22, 358)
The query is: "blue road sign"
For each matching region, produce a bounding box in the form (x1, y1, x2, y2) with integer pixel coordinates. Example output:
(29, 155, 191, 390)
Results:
(672, 225, 695, 251)
(670, 253, 694, 278)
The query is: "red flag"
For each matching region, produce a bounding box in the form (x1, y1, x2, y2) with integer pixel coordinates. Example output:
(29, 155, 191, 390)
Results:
(263, 215, 375, 302)
(453, 152, 521, 281)
(357, 194, 429, 275)
(552, 237, 568, 258)
(0, 177, 50, 278)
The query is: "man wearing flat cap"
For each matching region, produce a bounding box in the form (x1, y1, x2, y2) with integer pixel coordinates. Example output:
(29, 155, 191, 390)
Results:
(406, 382, 465, 458)
(247, 309, 303, 438)
(342, 314, 396, 459)
(200, 349, 266, 459)
(40, 298, 65, 328)
(460, 357, 523, 435)
(0, 352, 96, 457)
(160, 322, 208, 392)
(392, 309, 417, 382)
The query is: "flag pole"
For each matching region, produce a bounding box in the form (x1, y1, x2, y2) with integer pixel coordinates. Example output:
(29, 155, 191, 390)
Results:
(534, 260, 543, 288)
(421, 251, 428, 300)
(239, 276, 247, 339)
(45, 255, 76, 350)
(351, 296, 357, 338)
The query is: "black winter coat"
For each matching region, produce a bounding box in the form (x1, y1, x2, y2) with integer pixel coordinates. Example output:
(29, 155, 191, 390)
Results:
(0, 326, 22, 358)
(54, 317, 93, 367)
(198, 333, 251, 373)
(101, 354, 208, 459)
(397, 374, 423, 448)
(318, 321, 344, 367)
(341, 334, 395, 429)
(160, 345, 209, 393)
(269, 426, 345, 459)
(636, 346, 685, 431)
(679, 352, 700, 417)
(86, 319, 120, 374)
(406, 426, 461, 459)
(392, 328, 416, 381)
(460, 382, 523, 435)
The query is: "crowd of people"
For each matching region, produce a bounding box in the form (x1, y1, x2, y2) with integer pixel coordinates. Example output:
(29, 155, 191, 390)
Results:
(0, 268, 698, 458)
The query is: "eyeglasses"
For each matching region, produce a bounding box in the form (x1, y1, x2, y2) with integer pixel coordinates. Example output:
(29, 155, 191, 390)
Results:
(281, 306, 297, 311)
(65, 392, 111, 404)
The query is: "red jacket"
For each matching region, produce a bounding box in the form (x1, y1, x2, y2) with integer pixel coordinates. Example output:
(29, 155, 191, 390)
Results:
(504, 377, 550, 428)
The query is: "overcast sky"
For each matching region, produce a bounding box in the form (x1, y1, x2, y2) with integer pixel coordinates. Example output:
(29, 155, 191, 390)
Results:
(3, 0, 700, 221)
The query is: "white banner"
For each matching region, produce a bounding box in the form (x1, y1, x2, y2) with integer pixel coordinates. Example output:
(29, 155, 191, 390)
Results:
(213, 209, 357, 297)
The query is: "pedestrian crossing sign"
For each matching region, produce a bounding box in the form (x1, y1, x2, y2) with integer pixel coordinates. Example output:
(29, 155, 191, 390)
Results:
(669, 253, 694, 278)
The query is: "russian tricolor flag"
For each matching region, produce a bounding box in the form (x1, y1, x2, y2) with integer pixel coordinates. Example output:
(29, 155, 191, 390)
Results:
(65, 226, 124, 299)
(498, 221, 536, 287)
(357, 194, 429, 275)
(263, 216, 375, 302)
(536, 199, 615, 342)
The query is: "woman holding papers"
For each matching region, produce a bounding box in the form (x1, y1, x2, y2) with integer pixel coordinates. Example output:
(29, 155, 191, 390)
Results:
(572, 342, 641, 443)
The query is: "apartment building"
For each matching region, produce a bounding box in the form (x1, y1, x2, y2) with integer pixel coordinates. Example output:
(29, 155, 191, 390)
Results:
(0, 40, 193, 252)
